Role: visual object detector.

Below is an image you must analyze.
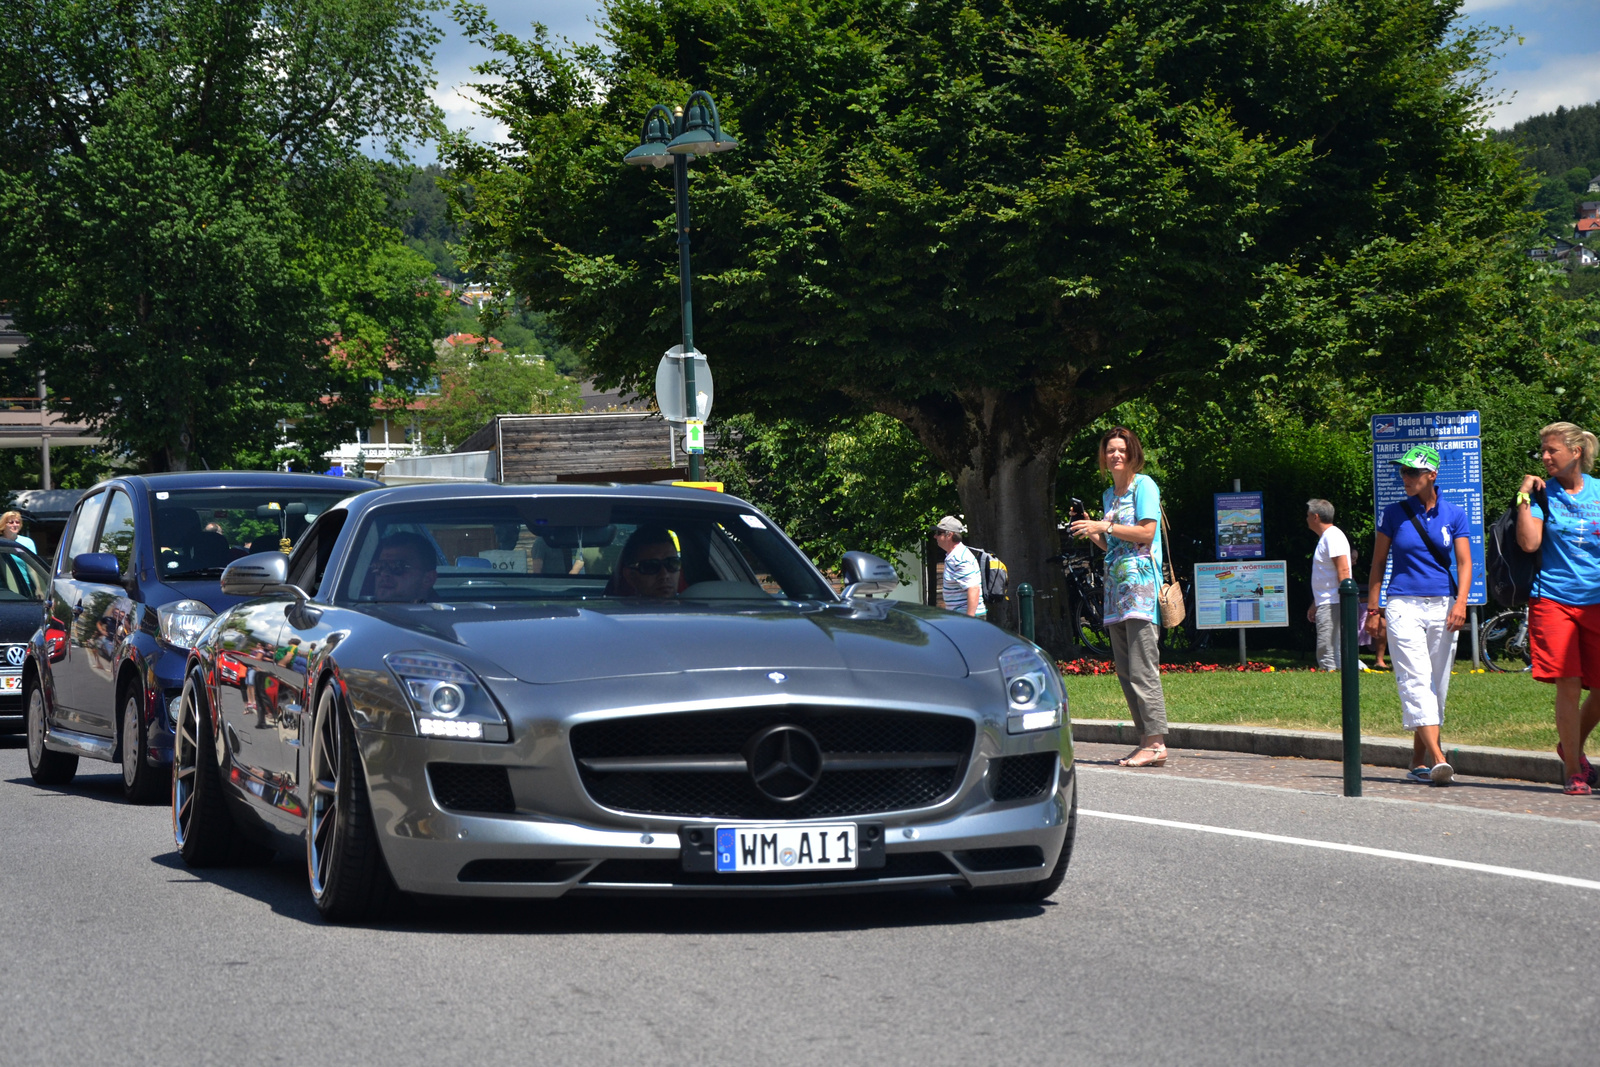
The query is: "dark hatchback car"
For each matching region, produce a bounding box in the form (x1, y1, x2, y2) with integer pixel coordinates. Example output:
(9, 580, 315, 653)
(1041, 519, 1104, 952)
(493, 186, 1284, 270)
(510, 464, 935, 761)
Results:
(23, 472, 378, 801)
(0, 543, 50, 731)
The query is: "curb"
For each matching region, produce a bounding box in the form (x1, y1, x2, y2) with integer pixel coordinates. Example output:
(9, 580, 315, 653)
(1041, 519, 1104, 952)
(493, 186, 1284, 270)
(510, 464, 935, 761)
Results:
(1071, 719, 1565, 785)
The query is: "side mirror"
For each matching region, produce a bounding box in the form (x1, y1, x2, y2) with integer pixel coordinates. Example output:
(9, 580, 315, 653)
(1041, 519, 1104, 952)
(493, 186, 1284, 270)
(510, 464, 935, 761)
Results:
(221, 551, 321, 628)
(72, 552, 123, 585)
(841, 551, 900, 599)
(220, 552, 290, 597)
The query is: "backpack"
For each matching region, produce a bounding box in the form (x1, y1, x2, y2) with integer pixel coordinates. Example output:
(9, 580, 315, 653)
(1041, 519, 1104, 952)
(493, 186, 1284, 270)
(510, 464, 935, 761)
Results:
(1485, 487, 1545, 608)
(969, 547, 1009, 600)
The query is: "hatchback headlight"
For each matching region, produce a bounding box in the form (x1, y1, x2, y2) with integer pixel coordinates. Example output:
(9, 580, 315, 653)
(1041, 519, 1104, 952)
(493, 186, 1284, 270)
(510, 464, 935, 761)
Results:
(384, 652, 510, 742)
(158, 600, 215, 649)
(999, 644, 1065, 733)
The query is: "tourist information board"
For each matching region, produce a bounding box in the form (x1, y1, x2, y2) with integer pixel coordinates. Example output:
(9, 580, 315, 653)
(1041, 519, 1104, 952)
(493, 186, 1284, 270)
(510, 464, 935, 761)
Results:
(1369, 410, 1486, 606)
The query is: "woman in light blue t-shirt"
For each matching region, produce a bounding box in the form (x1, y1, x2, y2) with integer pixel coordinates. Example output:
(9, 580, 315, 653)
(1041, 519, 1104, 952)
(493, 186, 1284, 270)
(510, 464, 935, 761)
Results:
(1514, 422, 1600, 796)
(1068, 426, 1167, 767)
(0, 511, 36, 555)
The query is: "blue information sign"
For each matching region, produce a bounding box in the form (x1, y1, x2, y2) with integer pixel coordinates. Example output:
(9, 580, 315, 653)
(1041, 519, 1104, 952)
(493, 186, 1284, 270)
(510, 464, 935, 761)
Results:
(1370, 410, 1486, 605)
(1214, 492, 1265, 559)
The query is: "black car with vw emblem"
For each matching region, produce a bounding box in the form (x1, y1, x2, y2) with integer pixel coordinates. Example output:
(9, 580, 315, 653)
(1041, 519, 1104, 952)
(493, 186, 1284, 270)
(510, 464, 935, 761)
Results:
(0, 542, 49, 730)
(173, 483, 1076, 922)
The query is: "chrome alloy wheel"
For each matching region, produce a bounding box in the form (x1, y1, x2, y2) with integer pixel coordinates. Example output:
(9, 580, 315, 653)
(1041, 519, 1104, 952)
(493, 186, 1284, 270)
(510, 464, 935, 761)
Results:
(307, 687, 341, 900)
(122, 694, 141, 789)
(26, 685, 46, 768)
(172, 686, 202, 847)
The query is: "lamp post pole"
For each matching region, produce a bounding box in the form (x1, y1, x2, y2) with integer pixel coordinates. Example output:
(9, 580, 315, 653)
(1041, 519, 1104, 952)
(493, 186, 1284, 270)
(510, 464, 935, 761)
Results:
(671, 117, 701, 481)
(624, 93, 737, 484)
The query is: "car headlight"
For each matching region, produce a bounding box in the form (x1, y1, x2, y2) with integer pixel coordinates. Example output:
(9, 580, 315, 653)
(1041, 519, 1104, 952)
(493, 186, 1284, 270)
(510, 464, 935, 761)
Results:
(999, 644, 1065, 734)
(384, 652, 510, 742)
(158, 600, 216, 649)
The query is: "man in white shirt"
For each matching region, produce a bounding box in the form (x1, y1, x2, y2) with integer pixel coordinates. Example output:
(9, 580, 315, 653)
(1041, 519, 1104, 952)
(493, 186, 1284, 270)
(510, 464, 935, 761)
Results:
(933, 516, 985, 617)
(1306, 498, 1352, 670)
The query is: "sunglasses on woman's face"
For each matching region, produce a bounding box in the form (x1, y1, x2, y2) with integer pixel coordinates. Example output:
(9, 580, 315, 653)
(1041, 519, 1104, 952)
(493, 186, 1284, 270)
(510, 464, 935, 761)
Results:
(626, 556, 682, 576)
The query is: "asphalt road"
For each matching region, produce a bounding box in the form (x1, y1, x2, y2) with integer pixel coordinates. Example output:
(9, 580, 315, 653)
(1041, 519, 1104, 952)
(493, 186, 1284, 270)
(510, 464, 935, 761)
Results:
(3, 734, 1598, 1066)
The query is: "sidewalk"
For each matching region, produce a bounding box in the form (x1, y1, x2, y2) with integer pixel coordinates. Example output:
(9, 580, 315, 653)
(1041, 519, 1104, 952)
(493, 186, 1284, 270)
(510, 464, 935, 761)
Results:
(1073, 719, 1563, 784)
(1073, 740, 1596, 823)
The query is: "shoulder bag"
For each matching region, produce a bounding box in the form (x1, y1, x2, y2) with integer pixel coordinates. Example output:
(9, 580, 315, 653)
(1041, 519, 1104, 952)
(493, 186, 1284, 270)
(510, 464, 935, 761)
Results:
(1157, 497, 1186, 629)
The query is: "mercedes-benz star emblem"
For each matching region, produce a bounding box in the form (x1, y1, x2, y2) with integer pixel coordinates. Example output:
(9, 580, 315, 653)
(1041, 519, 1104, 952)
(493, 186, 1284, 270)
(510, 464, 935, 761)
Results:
(5, 646, 24, 667)
(767, 671, 786, 684)
(744, 724, 823, 803)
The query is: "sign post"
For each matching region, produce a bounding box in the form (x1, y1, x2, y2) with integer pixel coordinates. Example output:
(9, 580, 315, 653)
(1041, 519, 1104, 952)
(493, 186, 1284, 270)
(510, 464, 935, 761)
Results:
(1215, 479, 1265, 664)
(1370, 411, 1486, 667)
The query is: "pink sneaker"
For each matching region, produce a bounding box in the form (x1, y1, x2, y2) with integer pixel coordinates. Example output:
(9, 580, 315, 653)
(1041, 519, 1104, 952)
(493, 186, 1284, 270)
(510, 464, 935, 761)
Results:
(1557, 743, 1598, 787)
(1564, 774, 1593, 796)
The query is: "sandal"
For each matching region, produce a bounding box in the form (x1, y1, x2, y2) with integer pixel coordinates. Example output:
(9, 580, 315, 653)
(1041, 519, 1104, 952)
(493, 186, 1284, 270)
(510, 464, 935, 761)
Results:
(1119, 745, 1167, 768)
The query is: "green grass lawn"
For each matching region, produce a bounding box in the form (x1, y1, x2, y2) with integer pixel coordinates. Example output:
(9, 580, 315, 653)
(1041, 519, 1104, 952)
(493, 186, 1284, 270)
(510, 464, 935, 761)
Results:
(1063, 669, 1560, 752)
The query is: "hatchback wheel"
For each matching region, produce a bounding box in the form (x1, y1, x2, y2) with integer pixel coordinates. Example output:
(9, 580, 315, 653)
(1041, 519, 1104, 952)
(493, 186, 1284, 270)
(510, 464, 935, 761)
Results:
(307, 683, 395, 923)
(121, 690, 169, 804)
(25, 681, 77, 786)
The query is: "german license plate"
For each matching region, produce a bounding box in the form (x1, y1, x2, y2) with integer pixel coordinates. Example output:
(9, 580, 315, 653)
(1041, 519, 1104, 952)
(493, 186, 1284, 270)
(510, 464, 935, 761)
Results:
(0, 675, 20, 692)
(715, 824, 858, 873)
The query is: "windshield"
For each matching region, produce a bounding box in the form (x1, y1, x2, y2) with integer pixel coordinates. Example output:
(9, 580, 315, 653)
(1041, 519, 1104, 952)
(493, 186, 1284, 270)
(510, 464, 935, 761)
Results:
(0, 548, 47, 601)
(336, 498, 834, 605)
(154, 489, 358, 580)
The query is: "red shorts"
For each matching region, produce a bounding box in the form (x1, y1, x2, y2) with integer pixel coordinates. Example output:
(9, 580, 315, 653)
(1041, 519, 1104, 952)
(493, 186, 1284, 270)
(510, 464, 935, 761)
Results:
(1529, 598, 1600, 690)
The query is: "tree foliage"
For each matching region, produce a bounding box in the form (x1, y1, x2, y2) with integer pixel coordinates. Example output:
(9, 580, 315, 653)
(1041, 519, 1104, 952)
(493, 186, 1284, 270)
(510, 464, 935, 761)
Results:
(418, 336, 581, 451)
(0, 0, 450, 472)
(443, 0, 1586, 649)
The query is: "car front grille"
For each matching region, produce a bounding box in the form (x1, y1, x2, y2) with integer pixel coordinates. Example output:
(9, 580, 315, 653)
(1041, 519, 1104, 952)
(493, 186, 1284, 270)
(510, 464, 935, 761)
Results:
(428, 763, 516, 814)
(570, 709, 976, 819)
(989, 752, 1058, 801)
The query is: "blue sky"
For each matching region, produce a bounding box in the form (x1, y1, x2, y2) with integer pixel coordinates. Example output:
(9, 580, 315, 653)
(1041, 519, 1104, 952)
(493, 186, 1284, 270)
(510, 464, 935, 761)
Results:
(429, 0, 1599, 146)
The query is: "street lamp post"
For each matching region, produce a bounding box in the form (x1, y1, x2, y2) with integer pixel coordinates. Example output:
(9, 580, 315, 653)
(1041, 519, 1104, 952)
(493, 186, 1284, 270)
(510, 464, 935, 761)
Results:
(624, 92, 737, 481)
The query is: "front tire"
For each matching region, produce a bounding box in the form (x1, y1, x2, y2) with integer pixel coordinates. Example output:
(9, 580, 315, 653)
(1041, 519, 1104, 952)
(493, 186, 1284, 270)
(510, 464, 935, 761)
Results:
(174, 672, 269, 867)
(307, 683, 395, 923)
(121, 689, 169, 804)
(25, 680, 77, 786)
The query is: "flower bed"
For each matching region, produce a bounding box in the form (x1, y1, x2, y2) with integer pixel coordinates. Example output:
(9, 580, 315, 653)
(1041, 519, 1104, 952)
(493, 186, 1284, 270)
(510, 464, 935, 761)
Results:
(1058, 658, 1282, 675)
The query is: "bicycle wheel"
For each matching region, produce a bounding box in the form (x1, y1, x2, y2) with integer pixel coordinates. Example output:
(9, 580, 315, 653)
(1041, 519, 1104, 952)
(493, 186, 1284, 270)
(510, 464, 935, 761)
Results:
(1481, 610, 1533, 672)
(1069, 594, 1111, 657)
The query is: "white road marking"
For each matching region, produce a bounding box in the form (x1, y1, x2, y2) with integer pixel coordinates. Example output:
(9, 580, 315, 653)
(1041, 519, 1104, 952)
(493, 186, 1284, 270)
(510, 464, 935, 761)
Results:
(1081, 809, 1600, 891)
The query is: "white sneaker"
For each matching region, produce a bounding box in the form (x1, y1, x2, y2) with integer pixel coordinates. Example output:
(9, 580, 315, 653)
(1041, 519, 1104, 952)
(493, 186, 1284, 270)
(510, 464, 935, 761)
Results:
(1429, 761, 1454, 785)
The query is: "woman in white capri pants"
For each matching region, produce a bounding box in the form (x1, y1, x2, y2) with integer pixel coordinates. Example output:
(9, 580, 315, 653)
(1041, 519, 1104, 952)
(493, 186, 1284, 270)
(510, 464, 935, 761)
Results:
(1364, 444, 1472, 785)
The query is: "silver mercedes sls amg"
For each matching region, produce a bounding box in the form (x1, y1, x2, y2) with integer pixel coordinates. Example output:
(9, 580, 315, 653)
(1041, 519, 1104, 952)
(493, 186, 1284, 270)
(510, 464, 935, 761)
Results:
(172, 483, 1075, 922)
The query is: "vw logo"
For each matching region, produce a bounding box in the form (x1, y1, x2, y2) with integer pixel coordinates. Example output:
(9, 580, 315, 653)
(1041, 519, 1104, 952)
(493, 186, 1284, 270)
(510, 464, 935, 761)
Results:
(5, 646, 24, 667)
(744, 724, 824, 803)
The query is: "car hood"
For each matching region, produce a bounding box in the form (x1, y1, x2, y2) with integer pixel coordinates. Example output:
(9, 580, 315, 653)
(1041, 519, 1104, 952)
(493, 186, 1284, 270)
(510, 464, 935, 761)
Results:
(361, 599, 970, 682)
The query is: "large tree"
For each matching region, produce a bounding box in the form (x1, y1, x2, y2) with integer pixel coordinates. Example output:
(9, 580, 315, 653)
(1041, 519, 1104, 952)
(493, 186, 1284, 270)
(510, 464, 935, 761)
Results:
(0, 0, 450, 471)
(444, 0, 1543, 647)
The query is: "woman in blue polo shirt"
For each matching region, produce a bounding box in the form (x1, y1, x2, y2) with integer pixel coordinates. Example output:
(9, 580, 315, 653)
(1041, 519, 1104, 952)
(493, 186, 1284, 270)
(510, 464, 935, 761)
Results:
(1365, 445, 1472, 786)
(1514, 422, 1600, 795)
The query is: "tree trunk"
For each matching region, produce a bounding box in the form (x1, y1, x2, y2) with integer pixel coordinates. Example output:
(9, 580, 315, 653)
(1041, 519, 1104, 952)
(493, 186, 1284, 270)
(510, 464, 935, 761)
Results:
(884, 389, 1083, 656)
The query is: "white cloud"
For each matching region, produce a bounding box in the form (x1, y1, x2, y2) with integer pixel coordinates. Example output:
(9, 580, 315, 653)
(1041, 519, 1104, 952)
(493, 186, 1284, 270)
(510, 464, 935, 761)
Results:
(1487, 52, 1600, 125)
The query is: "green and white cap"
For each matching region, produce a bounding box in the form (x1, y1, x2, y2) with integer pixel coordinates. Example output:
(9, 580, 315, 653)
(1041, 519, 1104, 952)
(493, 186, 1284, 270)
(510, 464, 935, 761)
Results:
(1392, 444, 1441, 473)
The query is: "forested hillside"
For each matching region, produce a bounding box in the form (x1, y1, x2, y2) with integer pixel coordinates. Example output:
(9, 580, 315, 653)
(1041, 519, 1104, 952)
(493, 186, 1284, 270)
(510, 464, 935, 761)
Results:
(1497, 101, 1600, 231)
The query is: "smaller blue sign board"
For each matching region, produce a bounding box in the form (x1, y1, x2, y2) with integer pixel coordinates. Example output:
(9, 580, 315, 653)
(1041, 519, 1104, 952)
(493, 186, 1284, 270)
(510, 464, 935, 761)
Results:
(1214, 492, 1265, 560)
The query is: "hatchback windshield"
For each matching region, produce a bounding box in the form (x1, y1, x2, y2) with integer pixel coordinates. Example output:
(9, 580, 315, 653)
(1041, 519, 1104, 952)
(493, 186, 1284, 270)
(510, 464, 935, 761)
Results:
(154, 489, 358, 580)
(337, 498, 834, 604)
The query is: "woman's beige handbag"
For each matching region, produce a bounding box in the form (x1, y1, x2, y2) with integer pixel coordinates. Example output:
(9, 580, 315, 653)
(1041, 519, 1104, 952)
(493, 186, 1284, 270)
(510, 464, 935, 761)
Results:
(1158, 504, 1186, 629)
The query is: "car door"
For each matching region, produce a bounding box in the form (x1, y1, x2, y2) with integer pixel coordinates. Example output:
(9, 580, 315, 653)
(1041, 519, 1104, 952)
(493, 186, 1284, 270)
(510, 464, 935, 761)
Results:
(48, 490, 106, 729)
(69, 488, 138, 737)
(212, 600, 292, 819)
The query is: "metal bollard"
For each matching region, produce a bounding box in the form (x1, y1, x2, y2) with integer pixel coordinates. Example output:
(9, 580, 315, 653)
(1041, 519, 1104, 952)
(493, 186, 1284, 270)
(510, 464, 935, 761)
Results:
(1018, 583, 1035, 642)
(1339, 577, 1362, 797)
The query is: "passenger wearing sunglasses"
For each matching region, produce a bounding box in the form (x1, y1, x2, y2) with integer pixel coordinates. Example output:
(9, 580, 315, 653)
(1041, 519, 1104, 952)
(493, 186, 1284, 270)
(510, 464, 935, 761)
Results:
(371, 533, 438, 602)
(614, 526, 682, 599)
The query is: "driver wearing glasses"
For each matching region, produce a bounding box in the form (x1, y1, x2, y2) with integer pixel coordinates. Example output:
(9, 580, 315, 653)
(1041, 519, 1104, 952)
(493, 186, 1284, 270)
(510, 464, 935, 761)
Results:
(613, 526, 682, 599)
(371, 533, 439, 603)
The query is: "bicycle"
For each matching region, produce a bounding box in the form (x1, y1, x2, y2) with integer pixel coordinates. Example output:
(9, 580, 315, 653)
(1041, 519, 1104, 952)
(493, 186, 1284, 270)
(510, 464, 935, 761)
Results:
(1480, 605, 1533, 672)
(1051, 545, 1110, 656)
